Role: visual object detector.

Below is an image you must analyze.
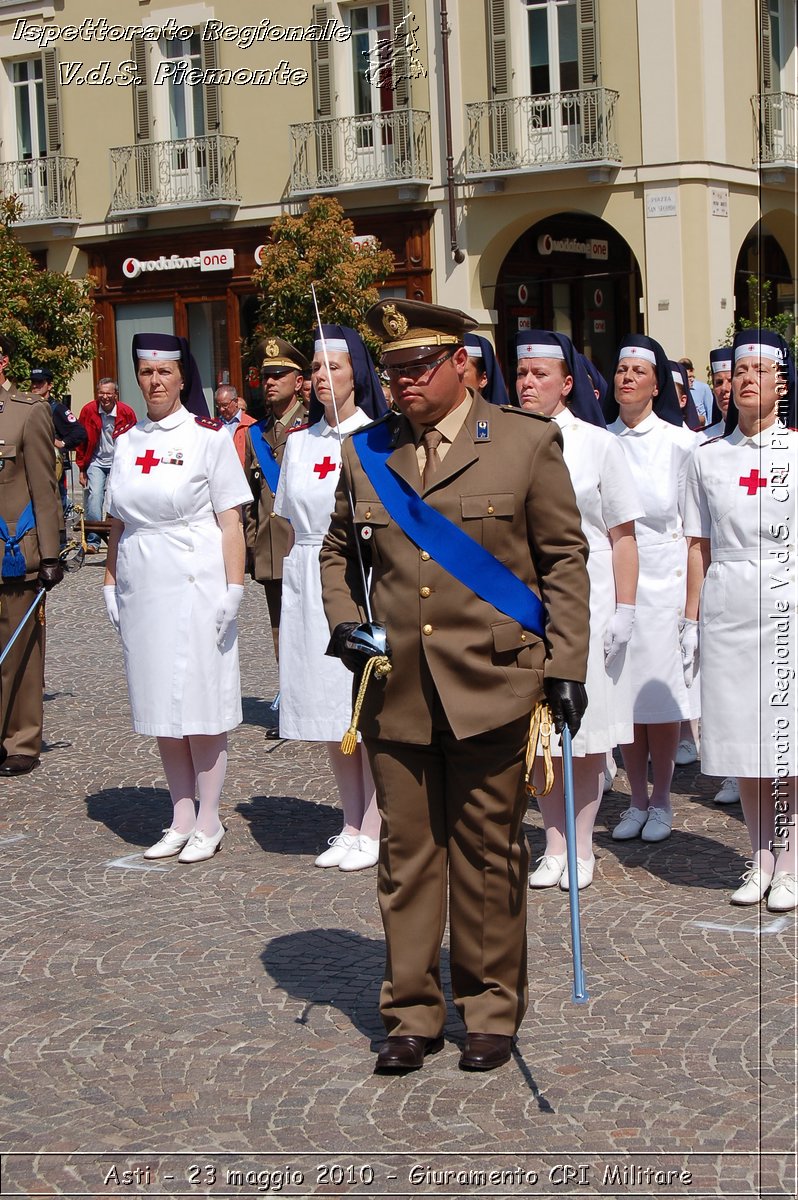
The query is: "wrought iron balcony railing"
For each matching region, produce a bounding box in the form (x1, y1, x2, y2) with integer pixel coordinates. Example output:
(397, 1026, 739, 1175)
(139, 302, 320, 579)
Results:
(109, 134, 239, 215)
(465, 88, 621, 175)
(0, 155, 79, 224)
(753, 92, 797, 165)
(289, 109, 431, 194)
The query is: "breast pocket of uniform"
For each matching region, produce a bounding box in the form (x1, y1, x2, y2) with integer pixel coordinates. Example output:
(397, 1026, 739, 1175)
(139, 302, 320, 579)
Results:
(0, 444, 17, 481)
(702, 473, 737, 524)
(460, 493, 515, 558)
(491, 618, 544, 697)
(354, 500, 390, 566)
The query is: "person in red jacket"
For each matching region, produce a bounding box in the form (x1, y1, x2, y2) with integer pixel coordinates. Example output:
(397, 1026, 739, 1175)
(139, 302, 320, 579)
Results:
(215, 384, 256, 466)
(77, 379, 138, 552)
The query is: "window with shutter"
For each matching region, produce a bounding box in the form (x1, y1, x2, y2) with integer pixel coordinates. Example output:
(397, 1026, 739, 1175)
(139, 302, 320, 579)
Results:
(131, 33, 151, 142)
(311, 2, 336, 176)
(42, 48, 62, 153)
(486, 0, 512, 160)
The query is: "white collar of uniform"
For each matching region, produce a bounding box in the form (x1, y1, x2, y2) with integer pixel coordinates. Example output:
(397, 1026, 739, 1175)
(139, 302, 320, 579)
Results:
(317, 408, 369, 438)
(553, 408, 577, 430)
(611, 410, 660, 436)
(141, 404, 192, 433)
(729, 419, 788, 449)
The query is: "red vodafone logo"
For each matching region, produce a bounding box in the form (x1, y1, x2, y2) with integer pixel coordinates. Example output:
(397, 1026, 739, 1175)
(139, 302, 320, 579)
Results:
(122, 257, 140, 279)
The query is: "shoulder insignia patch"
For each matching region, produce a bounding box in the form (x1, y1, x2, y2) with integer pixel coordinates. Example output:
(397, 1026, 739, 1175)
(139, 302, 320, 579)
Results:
(286, 422, 309, 436)
(195, 415, 224, 430)
(113, 417, 137, 438)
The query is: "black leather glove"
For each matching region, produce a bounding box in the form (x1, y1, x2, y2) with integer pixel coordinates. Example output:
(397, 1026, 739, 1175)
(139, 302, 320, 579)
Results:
(37, 558, 64, 591)
(544, 678, 588, 738)
(327, 621, 390, 674)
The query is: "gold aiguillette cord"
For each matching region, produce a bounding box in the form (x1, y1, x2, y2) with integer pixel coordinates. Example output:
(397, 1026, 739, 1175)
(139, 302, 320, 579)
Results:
(525, 701, 554, 797)
(340, 655, 392, 755)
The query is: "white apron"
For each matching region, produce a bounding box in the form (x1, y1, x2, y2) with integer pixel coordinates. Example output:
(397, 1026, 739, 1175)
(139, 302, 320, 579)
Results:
(609, 413, 700, 723)
(685, 423, 798, 777)
(274, 409, 372, 741)
(108, 405, 253, 737)
(547, 412, 642, 755)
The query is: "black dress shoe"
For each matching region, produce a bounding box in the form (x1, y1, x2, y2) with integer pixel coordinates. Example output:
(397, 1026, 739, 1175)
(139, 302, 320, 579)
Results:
(374, 1035, 444, 1073)
(459, 1033, 513, 1071)
(0, 754, 39, 776)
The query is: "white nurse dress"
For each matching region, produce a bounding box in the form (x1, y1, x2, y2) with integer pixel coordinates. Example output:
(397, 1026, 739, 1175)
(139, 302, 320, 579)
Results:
(108, 405, 253, 737)
(274, 409, 372, 741)
(684, 423, 798, 777)
(550, 410, 642, 755)
(608, 412, 699, 723)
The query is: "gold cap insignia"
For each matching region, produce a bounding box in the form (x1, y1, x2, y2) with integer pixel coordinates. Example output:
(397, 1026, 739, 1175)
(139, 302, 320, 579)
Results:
(265, 338, 280, 358)
(382, 304, 409, 339)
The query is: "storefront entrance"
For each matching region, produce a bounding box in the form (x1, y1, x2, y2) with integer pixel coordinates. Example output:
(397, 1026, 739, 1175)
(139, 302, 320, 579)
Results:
(495, 213, 642, 382)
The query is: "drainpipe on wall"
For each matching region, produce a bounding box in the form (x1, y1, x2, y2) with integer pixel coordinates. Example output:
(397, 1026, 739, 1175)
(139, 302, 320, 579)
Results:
(439, 0, 465, 264)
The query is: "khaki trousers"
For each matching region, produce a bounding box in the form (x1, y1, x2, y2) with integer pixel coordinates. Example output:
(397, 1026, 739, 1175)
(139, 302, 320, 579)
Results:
(365, 710, 530, 1038)
(0, 584, 44, 758)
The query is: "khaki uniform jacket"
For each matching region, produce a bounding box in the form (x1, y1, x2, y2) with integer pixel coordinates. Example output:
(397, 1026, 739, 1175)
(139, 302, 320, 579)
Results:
(320, 394, 590, 744)
(244, 402, 307, 582)
(0, 381, 62, 582)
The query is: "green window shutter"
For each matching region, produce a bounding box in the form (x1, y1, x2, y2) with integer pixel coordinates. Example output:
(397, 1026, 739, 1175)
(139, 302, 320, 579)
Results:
(311, 3, 335, 117)
(578, 0, 599, 88)
(487, 0, 510, 99)
(201, 35, 220, 132)
(131, 33, 151, 142)
(42, 48, 62, 152)
(760, 0, 772, 92)
(390, 0, 409, 107)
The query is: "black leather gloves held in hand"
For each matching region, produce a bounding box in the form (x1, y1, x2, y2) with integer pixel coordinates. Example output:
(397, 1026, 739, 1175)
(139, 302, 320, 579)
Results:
(544, 678, 588, 738)
(327, 622, 391, 674)
(37, 559, 64, 591)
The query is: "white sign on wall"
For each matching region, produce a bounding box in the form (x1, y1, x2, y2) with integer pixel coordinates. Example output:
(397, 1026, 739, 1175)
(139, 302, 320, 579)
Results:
(710, 187, 729, 217)
(645, 190, 678, 218)
(122, 249, 235, 279)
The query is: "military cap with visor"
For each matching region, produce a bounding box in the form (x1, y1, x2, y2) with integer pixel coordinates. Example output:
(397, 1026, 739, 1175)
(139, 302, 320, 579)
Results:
(366, 299, 477, 368)
(256, 336, 310, 376)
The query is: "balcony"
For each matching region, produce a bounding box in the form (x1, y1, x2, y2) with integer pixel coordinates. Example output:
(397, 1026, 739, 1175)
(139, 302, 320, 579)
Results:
(0, 155, 79, 232)
(753, 92, 797, 173)
(109, 135, 239, 218)
(289, 110, 431, 196)
(465, 88, 621, 177)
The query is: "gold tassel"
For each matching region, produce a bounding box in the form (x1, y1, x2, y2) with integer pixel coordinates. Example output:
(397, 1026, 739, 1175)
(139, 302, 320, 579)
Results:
(340, 655, 392, 755)
(37, 598, 46, 625)
(525, 701, 554, 798)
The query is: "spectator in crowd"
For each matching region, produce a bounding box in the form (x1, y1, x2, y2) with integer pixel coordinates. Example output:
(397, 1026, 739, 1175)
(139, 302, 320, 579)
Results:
(216, 384, 256, 467)
(30, 367, 86, 519)
(76, 379, 137, 552)
(679, 357, 712, 428)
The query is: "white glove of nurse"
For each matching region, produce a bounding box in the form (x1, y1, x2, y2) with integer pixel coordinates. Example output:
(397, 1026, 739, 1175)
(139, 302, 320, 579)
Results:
(103, 585, 121, 634)
(216, 584, 244, 649)
(603, 603, 635, 668)
(679, 618, 700, 687)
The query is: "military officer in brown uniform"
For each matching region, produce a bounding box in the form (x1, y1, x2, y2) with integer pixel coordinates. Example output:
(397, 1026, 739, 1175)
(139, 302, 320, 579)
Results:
(0, 335, 63, 775)
(320, 301, 590, 1073)
(244, 336, 309, 663)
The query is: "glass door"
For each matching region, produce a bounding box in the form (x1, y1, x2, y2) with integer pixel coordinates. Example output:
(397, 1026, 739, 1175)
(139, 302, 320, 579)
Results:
(350, 4, 396, 177)
(163, 33, 207, 201)
(524, 0, 579, 158)
(187, 300, 228, 415)
(12, 59, 47, 213)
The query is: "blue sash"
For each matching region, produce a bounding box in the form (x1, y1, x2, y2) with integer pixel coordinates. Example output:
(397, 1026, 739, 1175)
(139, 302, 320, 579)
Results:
(249, 423, 281, 494)
(0, 501, 35, 579)
(352, 421, 545, 637)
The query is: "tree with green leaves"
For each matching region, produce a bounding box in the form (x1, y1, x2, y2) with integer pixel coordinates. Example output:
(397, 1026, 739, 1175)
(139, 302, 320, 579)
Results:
(724, 275, 797, 360)
(252, 196, 394, 361)
(0, 196, 95, 395)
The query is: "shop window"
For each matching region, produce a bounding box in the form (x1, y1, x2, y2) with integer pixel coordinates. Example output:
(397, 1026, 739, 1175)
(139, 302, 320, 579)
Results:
(115, 302, 175, 420)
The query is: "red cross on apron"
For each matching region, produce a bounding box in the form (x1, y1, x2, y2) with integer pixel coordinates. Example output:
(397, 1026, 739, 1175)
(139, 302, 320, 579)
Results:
(136, 449, 161, 474)
(313, 456, 337, 479)
(738, 469, 766, 495)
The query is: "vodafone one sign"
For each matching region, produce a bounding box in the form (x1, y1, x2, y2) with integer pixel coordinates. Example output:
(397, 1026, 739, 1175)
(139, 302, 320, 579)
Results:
(122, 248, 235, 279)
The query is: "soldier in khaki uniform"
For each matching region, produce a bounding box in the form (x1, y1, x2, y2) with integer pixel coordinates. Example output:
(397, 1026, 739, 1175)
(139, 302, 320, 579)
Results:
(0, 335, 63, 776)
(320, 301, 591, 1074)
(243, 337, 309, 664)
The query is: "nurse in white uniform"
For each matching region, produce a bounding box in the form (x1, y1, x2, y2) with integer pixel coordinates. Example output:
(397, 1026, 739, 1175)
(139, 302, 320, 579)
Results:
(104, 333, 253, 864)
(275, 324, 388, 872)
(517, 331, 641, 890)
(606, 334, 698, 844)
(685, 330, 798, 911)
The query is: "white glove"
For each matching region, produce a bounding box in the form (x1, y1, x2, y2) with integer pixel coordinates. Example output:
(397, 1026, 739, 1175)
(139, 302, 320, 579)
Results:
(216, 584, 244, 649)
(603, 603, 636, 667)
(103, 585, 120, 634)
(679, 618, 700, 687)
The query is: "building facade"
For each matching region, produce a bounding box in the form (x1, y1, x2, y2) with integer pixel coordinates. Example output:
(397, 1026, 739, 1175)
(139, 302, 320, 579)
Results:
(0, 0, 794, 410)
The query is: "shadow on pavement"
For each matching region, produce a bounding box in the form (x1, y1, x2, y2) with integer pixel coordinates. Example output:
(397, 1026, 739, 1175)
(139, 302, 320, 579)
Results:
(85, 785, 174, 848)
(237, 794, 340, 858)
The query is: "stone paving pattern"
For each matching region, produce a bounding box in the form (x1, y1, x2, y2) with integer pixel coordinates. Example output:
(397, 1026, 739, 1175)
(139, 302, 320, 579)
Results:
(0, 557, 795, 1198)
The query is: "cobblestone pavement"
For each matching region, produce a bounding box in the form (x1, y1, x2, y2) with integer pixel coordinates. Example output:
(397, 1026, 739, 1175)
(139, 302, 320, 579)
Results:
(0, 558, 795, 1198)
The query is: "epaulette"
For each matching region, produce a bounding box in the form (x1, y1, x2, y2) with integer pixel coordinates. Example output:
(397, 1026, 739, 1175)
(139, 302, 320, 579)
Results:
(11, 392, 37, 406)
(500, 405, 551, 422)
(352, 408, 400, 441)
(113, 417, 137, 439)
(286, 422, 309, 436)
(195, 415, 223, 430)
